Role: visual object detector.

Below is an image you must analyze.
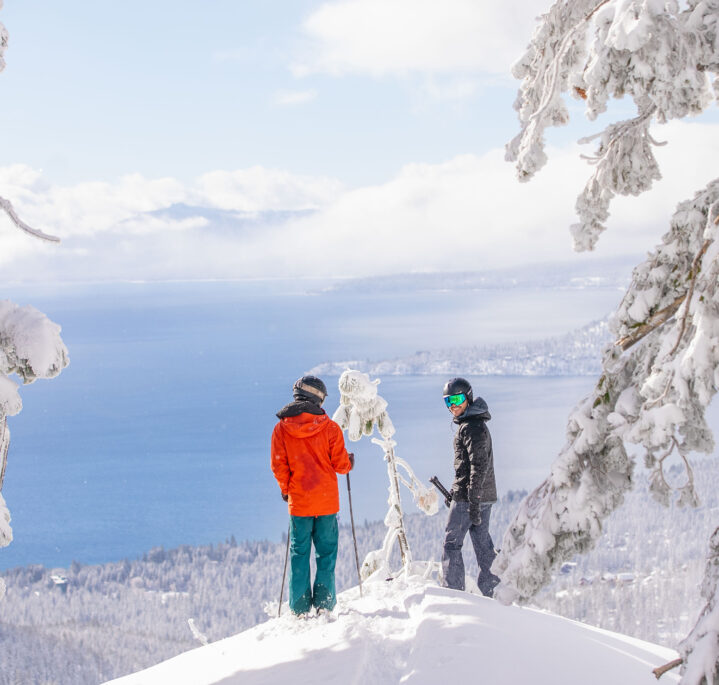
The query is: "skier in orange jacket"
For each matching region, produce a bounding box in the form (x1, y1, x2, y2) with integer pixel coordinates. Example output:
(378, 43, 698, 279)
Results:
(271, 375, 353, 615)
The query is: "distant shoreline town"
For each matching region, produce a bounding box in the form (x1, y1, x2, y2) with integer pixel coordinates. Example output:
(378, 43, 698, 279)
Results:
(310, 318, 611, 377)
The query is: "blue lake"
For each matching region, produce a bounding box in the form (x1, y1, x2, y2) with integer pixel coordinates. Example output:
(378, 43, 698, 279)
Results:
(0, 280, 624, 569)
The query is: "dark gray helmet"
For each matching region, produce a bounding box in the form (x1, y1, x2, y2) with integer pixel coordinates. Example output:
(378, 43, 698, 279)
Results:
(293, 375, 327, 405)
(443, 377, 473, 404)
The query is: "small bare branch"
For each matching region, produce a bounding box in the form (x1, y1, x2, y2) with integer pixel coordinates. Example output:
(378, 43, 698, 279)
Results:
(0, 195, 60, 243)
(643, 371, 675, 410)
(578, 106, 658, 164)
(652, 657, 682, 679)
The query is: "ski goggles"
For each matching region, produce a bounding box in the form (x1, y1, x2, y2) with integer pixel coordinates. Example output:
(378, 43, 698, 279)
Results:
(444, 393, 467, 408)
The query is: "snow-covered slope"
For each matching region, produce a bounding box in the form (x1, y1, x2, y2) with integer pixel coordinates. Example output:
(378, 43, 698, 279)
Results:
(105, 572, 680, 685)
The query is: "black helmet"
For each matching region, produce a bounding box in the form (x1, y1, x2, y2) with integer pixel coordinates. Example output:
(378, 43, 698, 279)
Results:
(443, 377, 473, 404)
(293, 375, 327, 406)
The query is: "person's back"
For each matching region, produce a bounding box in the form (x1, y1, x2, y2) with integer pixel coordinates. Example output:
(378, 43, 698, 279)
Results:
(270, 376, 353, 616)
(272, 399, 350, 517)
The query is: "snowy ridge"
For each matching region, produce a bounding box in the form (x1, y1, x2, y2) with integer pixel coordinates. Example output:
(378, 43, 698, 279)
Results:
(105, 573, 679, 685)
(310, 319, 610, 376)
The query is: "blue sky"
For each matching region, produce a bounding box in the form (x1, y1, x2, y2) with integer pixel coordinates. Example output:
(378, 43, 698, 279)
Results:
(0, 0, 522, 186)
(0, 0, 717, 281)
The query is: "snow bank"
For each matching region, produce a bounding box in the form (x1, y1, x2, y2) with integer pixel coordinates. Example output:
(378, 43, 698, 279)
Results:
(104, 573, 679, 685)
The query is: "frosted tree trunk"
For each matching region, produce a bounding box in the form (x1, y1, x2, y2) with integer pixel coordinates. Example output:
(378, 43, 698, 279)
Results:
(378, 438, 411, 568)
(332, 370, 437, 579)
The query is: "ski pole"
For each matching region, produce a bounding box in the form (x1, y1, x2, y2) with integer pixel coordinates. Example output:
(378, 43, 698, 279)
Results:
(278, 521, 290, 617)
(430, 476, 453, 508)
(346, 473, 363, 597)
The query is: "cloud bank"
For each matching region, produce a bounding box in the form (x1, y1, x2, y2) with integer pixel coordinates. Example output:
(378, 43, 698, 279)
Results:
(0, 121, 716, 283)
(293, 0, 551, 78)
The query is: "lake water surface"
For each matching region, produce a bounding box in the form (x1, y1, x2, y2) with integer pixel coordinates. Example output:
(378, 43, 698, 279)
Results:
(0, 280, 623, 569)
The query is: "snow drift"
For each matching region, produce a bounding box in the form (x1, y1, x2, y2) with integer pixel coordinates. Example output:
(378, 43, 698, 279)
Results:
(105, 572, 679, 685)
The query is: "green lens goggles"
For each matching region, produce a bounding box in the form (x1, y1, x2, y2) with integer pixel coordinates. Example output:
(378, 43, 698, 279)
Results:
(444, 393, 466, 408)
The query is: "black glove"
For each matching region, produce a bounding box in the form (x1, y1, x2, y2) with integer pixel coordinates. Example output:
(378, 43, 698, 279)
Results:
(348, 452, 355, 470)
(469, 504, 481, 526)
(282, 493, 289, 502)
(445, 496, 452, 509)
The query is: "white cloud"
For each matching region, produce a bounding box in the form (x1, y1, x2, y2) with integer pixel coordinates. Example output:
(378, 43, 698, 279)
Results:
(273, 89, 318, 106)
(293, 0, 550, 79)
(0, 120, 717, 282)
(0, 166, 343, 246)
(192, 167, 343, 212)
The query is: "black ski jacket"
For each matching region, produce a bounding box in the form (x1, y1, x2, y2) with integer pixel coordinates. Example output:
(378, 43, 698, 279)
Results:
(451, 397, 497, 505)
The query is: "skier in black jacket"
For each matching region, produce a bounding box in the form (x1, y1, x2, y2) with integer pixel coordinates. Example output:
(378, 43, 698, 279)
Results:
(441, 377, 500, 596)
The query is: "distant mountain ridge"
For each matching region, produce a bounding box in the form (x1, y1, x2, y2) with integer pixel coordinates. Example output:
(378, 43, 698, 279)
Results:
(140, 203, 315, 234)
(317, 255, 639, 294)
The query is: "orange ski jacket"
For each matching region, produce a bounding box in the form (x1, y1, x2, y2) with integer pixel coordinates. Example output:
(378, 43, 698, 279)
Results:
(271, 411, 352, 517)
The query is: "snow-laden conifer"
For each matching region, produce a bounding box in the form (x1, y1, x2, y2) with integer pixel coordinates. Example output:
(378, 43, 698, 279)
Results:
(497, 1, 719, 679)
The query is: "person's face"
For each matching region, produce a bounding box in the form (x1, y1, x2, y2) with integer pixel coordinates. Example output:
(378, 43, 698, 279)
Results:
(449, 399, 468, 417)
(444, 393, 468, 417)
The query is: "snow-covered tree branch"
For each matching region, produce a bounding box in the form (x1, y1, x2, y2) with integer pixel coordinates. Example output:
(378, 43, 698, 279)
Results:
(0, 5, 58, 244)
(506, 0, 719, 250)
(498, 2, 719, 680)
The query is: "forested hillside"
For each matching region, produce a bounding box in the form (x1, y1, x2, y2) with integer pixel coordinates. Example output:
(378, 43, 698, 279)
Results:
(1, 459, 717, 684)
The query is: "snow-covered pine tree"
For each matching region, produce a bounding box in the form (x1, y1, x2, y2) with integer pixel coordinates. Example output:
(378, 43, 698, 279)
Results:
(332, 369, 438, 579)
(496, 2, 719, 680)
(0, 2, 67, 600)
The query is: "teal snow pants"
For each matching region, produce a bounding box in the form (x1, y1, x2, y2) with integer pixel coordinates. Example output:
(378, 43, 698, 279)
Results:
(289, 513, 339, 615)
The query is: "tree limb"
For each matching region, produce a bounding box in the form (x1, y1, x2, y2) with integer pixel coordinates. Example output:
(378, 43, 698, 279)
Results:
(668, 238, 712, 356)
(0, 195, 60, 243)
(529, 0, 612, 127)
(617, 232, 714, 353)
(652, 657, 682, 679)
(616, 295, 686, 351)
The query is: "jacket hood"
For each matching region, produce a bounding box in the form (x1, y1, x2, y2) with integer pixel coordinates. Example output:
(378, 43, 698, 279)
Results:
(276, 400, 325, 419)
(277, 410, 331, 439)
(454, 396, 491, 424)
